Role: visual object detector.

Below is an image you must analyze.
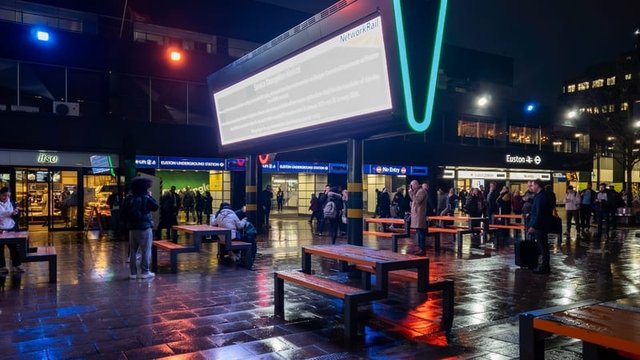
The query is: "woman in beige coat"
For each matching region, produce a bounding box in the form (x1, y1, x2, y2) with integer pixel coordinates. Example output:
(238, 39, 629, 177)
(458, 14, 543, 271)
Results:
(408, 180, 427, 256)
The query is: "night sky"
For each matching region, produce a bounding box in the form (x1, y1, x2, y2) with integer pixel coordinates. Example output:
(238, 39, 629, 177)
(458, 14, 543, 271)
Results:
(28, 0, 640, 105)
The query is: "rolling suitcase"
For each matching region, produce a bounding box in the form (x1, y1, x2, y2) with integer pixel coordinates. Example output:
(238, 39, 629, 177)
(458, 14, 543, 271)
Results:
(515, 235, 538, 269)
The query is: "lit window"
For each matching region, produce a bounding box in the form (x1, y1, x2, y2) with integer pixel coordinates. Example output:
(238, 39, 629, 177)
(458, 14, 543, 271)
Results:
(577, 81, 589, 91)
(508, 125, 540, 145)
(609, 104, 615, 112)
(625, 73, 632, 80)
(592, 79, 604, 88)
(607, 76, 616, 86)
(622, 102, 629, 111)
(567, 84, 576, 93)
(457, 120, 495, 139)
(586, 108, 593, 114)
(601, 106, 608, 113)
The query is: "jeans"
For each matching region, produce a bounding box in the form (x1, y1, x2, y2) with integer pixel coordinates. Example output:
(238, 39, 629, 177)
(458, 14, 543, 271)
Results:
(0, 229, 21, 268)
(580, 204, 592, 229)
(566, 210, 578, 232)
(415, 228, 426, 250)
(597, 210, 610, 236)
(329, 218, 339, 244)
(129, 228, 153, 276)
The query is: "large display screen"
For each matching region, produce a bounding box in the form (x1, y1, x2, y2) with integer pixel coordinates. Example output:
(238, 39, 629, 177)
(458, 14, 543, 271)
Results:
(213, 16, 392, 146)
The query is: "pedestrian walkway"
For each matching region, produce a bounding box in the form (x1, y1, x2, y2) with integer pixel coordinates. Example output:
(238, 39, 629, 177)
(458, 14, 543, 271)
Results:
(0, 216, 638, 359)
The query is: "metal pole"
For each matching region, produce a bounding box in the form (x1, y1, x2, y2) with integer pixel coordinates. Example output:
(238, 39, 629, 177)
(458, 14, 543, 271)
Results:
(119, 0, 129, 39)
(245, 155, 259, 229)
(347, 138, 363, 246)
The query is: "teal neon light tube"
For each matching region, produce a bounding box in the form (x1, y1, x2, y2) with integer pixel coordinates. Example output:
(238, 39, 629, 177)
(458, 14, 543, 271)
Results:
(393, 0, 448, 132)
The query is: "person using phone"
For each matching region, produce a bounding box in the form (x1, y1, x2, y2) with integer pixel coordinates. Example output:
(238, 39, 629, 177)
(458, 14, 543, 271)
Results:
(0, 187, 23, 273)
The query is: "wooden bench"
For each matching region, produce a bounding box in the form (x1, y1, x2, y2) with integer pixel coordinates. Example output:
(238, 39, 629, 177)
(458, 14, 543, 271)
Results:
(427, 227, 467, 252)
(23, 246, 57, 283)
(362, 230, 410, 252)
(217, 238, 254, 267)
(354, 264, 454, 330)
(152, 240, 197, 273)
(519, 299, 640, 359)
(274, 269, 382, 339)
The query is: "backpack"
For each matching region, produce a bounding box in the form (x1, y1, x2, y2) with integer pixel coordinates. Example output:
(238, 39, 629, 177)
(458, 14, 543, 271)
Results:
(323, 200, 337, 219)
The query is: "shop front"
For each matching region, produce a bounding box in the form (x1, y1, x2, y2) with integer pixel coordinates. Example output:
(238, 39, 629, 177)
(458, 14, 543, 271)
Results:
(0, 149, 119, 232)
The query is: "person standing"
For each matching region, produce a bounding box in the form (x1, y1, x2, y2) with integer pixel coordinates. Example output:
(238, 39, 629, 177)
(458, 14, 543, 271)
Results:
(121, 177, 159, 280)
(527, 179, 555, 274)
(106, 190, 122, 237)
(0, 187, 23, 273)
(308, 193, 321, 224)
(195, 190, 204, 225)
(579, 183, 595, 232)
(316, 185, 330, 236)
(276, 187, 284, 212)
(458, 188, 468, 214)
(485, 182, 499, 223)
(563, 185, 581, 236)
(182, 187, 195, 223)
(203, 191, 213, 225)
(408, 180, 427, 256)
(595, 183, 611, 239)
(392, 188, 406, 219)
(156, 186, 180, 239)
(260, 185, 273, 229)
(377, 188, 391, 218)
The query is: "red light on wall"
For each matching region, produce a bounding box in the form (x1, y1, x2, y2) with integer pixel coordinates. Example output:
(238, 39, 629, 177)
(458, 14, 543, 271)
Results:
(169, 50, 182, 62)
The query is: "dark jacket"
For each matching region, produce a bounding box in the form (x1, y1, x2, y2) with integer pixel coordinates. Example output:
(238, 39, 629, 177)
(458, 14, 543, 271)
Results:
(527, 189, 554, 232)
(123, 194, 159, 230)
(486, 189, 499, 214)
(195, 193, 205, 211)
(260, 190, 273, 210)
(203, 195, 213, 215)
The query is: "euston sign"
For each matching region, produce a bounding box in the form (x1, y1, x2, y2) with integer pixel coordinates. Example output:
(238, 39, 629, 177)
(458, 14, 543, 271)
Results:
(36, 153, 59, 164)
(505, 154, 542, 166)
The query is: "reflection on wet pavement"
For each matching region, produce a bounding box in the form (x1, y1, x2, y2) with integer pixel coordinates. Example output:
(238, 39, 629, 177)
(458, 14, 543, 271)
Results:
(0, 215, 638, 359)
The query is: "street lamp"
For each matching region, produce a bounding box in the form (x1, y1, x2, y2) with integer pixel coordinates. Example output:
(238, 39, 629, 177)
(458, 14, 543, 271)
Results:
(567, 110, 578, 119)
(476, 95, 490, 107)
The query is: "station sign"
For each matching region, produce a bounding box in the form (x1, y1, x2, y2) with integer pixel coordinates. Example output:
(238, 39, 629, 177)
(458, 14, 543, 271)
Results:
(458, 170, 507, 180)
(505, 154, 542, 166)
(135, 156, 225, 170)
(364, 164, 428, 176)
(509, 172, 551, 181)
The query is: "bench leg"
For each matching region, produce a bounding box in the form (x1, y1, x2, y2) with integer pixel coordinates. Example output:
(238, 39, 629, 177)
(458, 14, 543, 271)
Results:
(456, 233, 462, 254)
(361, 271, 371, 290)
(152, 246, 158, 272)
(434, 234, 441, 252)
(582, 342, 618, 360)
(441, 282, 454, 330)
(274, 275, 284, 318)
(48, 256, 57, 283)
(519, 313, 545, 360)
(170, 250, 178, 273)
(391, 236, 398, 253)
(343, 296, 357, 339)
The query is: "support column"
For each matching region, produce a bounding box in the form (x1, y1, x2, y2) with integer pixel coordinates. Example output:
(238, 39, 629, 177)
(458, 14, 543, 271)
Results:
(347, 138, 363, 246)
(245, 155, 259, 229)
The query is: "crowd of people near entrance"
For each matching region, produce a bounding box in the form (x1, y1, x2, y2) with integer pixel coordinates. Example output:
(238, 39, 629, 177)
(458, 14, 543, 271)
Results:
(100, 176, 632, 280)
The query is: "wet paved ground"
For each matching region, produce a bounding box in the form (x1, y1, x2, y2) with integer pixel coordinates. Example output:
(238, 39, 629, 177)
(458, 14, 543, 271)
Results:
(0, 211, 639, 359)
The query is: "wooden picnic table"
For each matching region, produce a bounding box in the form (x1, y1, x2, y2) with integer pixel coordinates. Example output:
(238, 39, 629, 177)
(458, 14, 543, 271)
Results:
(302, 244, 429, 294)
(426, 216, 491, 252)
(364, 218, 406, 225)
(363, 218, 411, 252)
(171, 224, 232, 252)
(520, 296, 640, 359)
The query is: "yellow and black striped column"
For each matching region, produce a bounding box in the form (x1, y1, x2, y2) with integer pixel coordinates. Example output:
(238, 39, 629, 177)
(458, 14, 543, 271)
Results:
(245, 155, 259, 229)
(347, 138, 363, 246)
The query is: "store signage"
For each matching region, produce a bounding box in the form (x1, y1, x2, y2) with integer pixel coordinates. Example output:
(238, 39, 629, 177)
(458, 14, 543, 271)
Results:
(364, 164, 428, 176)
(442, 169, 455, 179)
(509, 172, 551, 181)
(458, 170, 507, 179)
(135, 156, 159, 168)
(329, 163, 348, 174)
(505, 154, 542, 166)
(36, 153, 59, 164)
(275, 162, 330, 173)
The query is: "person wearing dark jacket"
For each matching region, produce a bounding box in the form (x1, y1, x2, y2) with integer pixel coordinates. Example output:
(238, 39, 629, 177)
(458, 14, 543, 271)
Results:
(195, 191, 204, 224)
(203, 191, 213, 224)
(527, 179, 555, 274)
(260, 185, 273, 229)
(123, 177, 159, 280)
(485, 182, 499, 223)
(579, 183, 596, 231)
(156, 186, 180, 239)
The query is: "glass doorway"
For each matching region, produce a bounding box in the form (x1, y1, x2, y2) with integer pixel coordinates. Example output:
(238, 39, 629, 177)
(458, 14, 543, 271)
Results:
(14, 168, 80, 231)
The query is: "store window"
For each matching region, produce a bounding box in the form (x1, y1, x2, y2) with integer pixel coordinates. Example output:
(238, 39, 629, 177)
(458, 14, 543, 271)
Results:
(84, 172, 117, 228)
(457, 120, 496, 139)
(509, 125, 539, 144)
(606, 76, 616, 86)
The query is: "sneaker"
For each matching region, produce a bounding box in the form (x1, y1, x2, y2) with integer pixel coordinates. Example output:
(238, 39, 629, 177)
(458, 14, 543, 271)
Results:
(12, 266, 25, 273)
(129, 274, 138, 280)
(0, 267, 8, 273)
(139, 272, 155, 279)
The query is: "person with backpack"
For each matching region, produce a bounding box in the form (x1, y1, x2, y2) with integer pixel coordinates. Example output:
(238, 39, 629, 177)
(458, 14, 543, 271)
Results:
(316, 185, 330, 236)
(122, 177, 159, 280)
(212, 203, 257, 269)
(322, 187, 343, 244)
